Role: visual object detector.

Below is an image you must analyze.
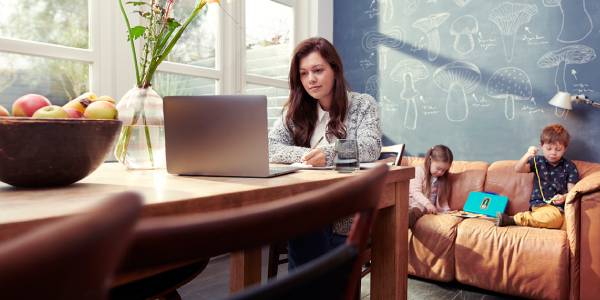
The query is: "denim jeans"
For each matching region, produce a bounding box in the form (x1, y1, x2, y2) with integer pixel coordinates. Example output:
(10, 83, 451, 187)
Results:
(287, 226, 347, 270)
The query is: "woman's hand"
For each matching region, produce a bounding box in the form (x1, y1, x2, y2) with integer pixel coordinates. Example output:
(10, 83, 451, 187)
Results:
(301, 149, 327, 167)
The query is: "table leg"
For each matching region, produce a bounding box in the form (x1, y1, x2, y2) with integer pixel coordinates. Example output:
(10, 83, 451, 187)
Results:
(371, 181, 408, 300)
(230, 247, 262, 293)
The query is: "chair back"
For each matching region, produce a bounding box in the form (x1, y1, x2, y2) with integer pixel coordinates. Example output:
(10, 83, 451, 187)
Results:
(118, 164, 389, 299)
(0, 192, 142, 300)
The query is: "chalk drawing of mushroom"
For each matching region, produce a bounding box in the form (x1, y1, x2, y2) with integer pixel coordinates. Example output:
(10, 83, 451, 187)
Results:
(402, 0, 421, 17)
(390, 59, 429, 130)
(380, 0, 394, 23)
(412, 13, 450, 62)
(365, 74, 379, 100)
(486, 67, 532, 120)
(537, 44, 596, 93)
(543, 0, 593, 43)
(361, 27, 404, 53)
(488, 2, 537, 63)
(432, 61, 481, 122)
(454, 0, 472, 7)
(450, 15, 479, 56)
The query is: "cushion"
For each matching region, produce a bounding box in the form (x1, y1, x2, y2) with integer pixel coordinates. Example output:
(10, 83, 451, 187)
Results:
(455, 219, 569, 300)
(408, 214, 463, 282)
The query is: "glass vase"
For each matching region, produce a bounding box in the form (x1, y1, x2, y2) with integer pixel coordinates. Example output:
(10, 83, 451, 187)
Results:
(114, 86, 166, 170)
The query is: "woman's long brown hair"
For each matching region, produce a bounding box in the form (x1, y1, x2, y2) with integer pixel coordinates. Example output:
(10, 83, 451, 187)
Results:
(423, 145, 453, 206)
(285, 37, 349, 147)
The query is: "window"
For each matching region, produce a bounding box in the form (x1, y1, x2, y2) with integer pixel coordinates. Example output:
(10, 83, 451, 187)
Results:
(0, 0, 91, 108)
(0, 0, 317, 126)
(245, 0, 294, 128)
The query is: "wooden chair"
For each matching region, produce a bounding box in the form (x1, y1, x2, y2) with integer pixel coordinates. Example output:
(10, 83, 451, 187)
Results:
(112, 164, 388, 299)
(267, 146, 403, 280)
(0, 191, 143, 300)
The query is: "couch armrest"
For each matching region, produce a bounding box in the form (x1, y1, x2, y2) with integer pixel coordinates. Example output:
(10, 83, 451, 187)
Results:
(564, 171, 600, 300)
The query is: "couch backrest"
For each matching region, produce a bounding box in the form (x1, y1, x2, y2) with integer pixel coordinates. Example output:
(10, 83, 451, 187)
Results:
(401, 157, 488, 210)
(484, 161, 532, 215)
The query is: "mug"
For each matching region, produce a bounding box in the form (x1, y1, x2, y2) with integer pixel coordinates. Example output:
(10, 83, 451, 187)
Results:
(334, 139, 359, 173)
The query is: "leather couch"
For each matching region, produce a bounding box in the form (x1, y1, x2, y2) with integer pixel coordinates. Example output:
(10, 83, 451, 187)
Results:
(401, 157, 600, 300)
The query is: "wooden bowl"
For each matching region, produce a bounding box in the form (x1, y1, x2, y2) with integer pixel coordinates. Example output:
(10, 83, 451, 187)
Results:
(0, 117, 122, 187)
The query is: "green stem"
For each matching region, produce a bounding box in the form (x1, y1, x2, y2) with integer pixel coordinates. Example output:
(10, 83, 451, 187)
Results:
(142, 113, 155, 166)
(118, 0, 140, 85)
(143, 1, 207, 86)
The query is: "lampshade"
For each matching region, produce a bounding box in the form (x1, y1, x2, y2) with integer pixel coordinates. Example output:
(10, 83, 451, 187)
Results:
(548, 91, 573, 110)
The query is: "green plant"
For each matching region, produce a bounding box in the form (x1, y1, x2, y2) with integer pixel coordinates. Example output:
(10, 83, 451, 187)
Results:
(118, 0, 215, 88)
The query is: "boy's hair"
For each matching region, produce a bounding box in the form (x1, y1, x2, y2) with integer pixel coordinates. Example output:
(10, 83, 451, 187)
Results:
(423, 145, 453, 207)
(540, 124, 570, 147)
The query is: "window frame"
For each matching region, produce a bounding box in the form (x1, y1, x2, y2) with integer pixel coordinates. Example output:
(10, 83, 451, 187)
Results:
(0, 0, 332, 101)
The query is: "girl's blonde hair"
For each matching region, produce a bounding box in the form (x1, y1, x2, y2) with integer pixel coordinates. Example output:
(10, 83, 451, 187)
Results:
(423, 145, 453, 205)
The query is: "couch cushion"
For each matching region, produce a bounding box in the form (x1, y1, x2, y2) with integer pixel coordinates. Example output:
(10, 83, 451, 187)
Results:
(484, 160, 532, 215)
(408, 214, 463, 282)
(402, 157, 488, 210)
(455, 219, 569, 300)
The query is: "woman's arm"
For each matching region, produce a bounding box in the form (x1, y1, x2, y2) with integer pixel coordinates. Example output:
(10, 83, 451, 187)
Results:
(355, 94, 382, 163)
(268, 118, 310, 164)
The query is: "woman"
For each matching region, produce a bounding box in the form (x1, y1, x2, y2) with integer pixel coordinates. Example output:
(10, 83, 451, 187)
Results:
(269, 37, 382, 268)
(269, 37, 381, 167)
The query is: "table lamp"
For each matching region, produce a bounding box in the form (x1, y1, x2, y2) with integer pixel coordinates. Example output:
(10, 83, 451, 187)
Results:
(548, 91, 600, 110)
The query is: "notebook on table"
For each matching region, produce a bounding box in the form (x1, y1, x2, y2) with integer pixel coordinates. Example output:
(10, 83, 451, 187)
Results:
(163, 95, 298, 178)
(360, 144, 405, 169)
(462, 191, 509, 217)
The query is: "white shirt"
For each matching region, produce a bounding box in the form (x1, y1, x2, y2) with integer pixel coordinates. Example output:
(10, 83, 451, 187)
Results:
(310, 104, 330, 148)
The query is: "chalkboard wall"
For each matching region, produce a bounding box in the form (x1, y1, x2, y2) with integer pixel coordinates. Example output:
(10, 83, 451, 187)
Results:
(334, 0, 600, 162)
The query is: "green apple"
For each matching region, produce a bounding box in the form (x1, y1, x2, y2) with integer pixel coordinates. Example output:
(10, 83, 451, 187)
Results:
(84, 101, 118, 120)
(32, 105, 69, 119)
(0, 104, 9, 116)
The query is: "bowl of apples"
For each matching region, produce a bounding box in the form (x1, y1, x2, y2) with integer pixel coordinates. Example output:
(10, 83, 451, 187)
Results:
(0, 93, 122, 188)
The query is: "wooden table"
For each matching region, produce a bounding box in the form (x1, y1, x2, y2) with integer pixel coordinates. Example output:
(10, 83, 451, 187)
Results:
(0, 163, 414, 300)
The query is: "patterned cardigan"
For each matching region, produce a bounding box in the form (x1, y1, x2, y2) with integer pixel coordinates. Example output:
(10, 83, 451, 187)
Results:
(268, 91, 382, 235)
(268, 91, 382, 166)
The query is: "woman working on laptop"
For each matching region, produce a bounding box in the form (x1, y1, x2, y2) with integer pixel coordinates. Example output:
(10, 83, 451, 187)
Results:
(268, 37, 382, 269)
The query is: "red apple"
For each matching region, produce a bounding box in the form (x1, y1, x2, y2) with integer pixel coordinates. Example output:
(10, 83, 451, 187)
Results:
(0, 105, 9, 117)
(63, 99, 89, 114)
(84, 101, 118, 120)
(12, 94, 52, 117)
(32, 105, 69, 119)
(64, 107, 83, 118)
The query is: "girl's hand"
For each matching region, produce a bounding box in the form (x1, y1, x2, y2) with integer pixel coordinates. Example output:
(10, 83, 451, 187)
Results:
(424, 203, 437, 214)
(301, 149, 326, 167)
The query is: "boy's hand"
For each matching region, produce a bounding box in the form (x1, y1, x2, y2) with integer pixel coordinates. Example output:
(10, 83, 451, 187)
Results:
(552, 194, 566, 205)
(526, 146, 538, 158)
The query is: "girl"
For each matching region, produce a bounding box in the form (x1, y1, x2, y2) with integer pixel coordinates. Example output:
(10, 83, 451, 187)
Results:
(408, 145, 454, 227)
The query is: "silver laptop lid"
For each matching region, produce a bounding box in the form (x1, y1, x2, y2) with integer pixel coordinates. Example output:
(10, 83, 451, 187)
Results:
(164, 95, 270, 176)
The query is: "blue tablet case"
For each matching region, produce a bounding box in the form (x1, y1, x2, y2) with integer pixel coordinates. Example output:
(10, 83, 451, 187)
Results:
(463, 191, 509, 217)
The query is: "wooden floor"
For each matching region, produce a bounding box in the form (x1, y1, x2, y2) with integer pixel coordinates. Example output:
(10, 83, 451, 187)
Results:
(177, 248, 515, 300)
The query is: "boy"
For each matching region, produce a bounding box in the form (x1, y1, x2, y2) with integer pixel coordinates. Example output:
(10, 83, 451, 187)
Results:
(496, 124, 579, 228)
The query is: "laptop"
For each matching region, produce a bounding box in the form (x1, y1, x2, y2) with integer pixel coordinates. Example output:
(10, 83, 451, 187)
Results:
(463, 191, 509, 217)
(163, 95, 298, 177)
